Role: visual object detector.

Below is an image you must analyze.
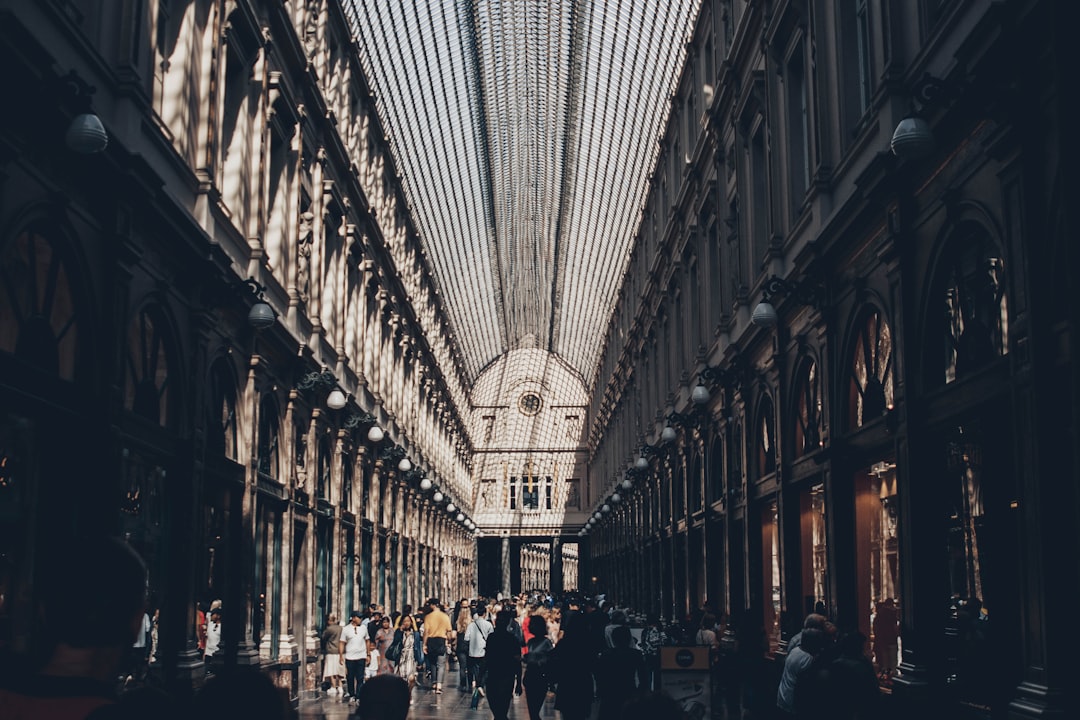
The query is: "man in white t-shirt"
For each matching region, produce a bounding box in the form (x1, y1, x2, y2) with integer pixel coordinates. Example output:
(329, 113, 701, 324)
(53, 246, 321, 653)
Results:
(127, 611, 152, 683)
(204, 607, 223, 664)
(340, 611, 369, 701)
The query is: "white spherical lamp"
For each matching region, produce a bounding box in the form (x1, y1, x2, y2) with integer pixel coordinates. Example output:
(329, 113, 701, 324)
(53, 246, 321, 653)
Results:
(691, 384, 710, 406)
(367, 425, 384, 443)
(891, 115, 934, 159)
(752, 300, 778, 327)
(326, 389, 347, 410)
(66, 113, 108, 153)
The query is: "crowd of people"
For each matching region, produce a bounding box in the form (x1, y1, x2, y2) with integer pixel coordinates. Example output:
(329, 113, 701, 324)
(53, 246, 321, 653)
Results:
(0, 534, 887, 720)
(312, 590, 884, 720)
(315, 592, 686, 720)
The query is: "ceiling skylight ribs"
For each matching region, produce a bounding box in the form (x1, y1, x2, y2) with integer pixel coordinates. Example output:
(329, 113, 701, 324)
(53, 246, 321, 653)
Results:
(345, 0, 700, 388)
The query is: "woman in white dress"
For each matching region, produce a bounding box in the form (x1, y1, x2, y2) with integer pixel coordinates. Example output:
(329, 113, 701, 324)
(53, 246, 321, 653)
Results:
(393, 614, 425, 699)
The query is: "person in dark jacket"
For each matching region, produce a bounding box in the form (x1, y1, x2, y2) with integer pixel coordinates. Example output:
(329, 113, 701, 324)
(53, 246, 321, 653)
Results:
(595, 625, 647, 720)
(550, 613, 595, 720)
(523, 614, 555, 720)
(795, 630, 879, 720)
(484, 610, 522, 720)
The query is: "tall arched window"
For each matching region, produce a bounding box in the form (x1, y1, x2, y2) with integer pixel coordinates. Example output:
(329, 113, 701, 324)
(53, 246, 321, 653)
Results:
(942, 232, 1008, 384)
(125, 306, 173, 427)
(0, 229, 80, 381)
(207, 360, 238, 461)
(707, 435, 725, 504)
(848, 308, 894, 429)
(341, 447, 353, 510)
(757, 396, 777, 477)
(256, 395, 279, 478)
(317, 435, 332, 499)
(794, 359, 823, 458)
(688, 445, 703, 513)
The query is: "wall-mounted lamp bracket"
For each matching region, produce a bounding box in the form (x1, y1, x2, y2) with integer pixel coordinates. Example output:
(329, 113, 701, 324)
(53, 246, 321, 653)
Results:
(297, 369, 337, 393)
(343, 410, 377, 430)
(639, 444, 663, 459)
(700, 361, 745, 392)
(760, 274, 826, 308)
(908, 73, 962, 113)
(379, 444, 406, 465)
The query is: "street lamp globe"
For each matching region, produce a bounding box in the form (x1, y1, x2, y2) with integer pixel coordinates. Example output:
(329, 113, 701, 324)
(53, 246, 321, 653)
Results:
(752, 300, 778, 327)
(367, 425, 384, 443)
(327, 389, 347, 410)
(691, 384, 710, 406)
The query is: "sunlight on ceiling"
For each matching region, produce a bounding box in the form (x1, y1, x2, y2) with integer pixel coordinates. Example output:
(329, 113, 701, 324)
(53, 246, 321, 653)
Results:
(343, 0, 701, 390)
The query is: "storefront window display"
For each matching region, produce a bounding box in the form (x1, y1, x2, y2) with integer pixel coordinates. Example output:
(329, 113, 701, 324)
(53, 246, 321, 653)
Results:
(761, 500, 781, 653)
(856, 459, 901, 684)
(799, 483, 828, 616)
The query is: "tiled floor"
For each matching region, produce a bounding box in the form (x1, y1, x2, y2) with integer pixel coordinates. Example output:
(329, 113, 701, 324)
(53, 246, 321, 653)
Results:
(298, 685, 541, 720)
(298, 683, 743, 720)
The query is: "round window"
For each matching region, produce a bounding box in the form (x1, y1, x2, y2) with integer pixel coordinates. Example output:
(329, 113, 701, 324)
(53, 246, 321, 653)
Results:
(518, 392, 542, 416)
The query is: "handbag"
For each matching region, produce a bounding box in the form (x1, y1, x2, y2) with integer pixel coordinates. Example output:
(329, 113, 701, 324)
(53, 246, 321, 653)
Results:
(386, 637, 403, 663)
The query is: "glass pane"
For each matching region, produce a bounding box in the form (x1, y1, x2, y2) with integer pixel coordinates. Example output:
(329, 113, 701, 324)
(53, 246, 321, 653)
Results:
(761, 500, 781, 653)
(856, 458, 901, 686)
(799, 483, 828, 616)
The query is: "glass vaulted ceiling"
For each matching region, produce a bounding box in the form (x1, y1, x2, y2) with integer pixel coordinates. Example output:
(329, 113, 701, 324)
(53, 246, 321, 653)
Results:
(344, 0, 701, 389)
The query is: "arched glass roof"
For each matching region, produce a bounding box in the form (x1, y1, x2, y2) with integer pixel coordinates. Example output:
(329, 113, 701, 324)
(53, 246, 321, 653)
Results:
(344, 0, 701, 388)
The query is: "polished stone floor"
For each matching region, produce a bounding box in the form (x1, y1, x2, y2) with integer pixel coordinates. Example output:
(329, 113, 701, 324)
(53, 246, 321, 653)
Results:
(298, 685, 546, 720)
(297, 682, 742, 720)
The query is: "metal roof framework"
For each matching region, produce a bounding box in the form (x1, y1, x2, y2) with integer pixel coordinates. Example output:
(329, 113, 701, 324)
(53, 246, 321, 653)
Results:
(344, 0, 701, 393)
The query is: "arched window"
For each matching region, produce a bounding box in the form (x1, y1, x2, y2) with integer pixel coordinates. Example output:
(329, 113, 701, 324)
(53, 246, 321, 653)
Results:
(125, 306, 173, 427)
(342, 447, 353, 510)
(794, 359, 823, 458)
(256, 395, 279, 478)
(688, 444, 703, 513)
(848, 308, 894, 429)
(707, 435, 725, 504)
(674, 450, 686, 520)
(317, 435, 332, 499)
(207, 360, 238, 461)
(294, 419, 308, 477)
(942, 232, 1008, 384)
(0, 229, 80, 381)
(730, 421, 744, 495)
(757, 396, 776, 477)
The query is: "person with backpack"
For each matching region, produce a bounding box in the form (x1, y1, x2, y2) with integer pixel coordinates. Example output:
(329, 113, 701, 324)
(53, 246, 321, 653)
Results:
(464, 603, 495, 706)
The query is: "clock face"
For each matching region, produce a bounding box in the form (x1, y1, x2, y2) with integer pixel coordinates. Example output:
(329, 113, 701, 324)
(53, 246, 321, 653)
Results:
(518, 392, 542, 416)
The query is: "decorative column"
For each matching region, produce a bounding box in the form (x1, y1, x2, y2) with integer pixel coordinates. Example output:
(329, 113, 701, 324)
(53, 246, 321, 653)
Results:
(368, 457, 384, 606)
(234, 356, 263, 666)
(550, 537, 563, 595)
(501, 536, 512, 599)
